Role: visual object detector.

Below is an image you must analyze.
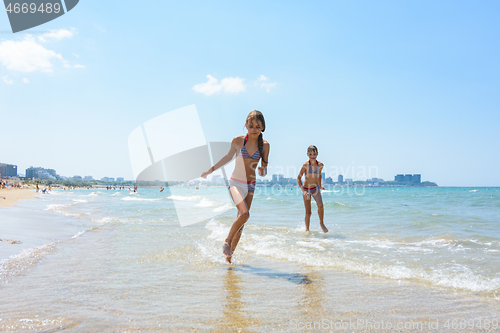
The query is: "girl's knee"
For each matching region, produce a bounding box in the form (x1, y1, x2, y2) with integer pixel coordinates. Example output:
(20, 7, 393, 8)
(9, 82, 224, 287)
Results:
(317, 203, 324, 209)
(241, 211, 250, 221)
(305, 210, 312, 217)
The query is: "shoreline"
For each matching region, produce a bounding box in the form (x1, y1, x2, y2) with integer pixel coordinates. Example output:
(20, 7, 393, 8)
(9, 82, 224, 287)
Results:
(0, 188, 38, 208)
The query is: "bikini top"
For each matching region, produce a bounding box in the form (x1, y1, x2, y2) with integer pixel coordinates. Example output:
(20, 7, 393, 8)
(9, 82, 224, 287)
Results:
(240, 134, 261, 160)
(307, 159, 321, 174)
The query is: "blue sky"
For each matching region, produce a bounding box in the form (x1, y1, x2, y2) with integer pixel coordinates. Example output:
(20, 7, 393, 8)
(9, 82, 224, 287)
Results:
(1, 0, 499, 186)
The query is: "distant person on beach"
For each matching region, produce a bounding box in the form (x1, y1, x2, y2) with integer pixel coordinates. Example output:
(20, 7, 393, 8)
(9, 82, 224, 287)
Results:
(160, 187, 164, 192)
(36, 181, 39, 192)
(201, 110, 270, 263)
(133, 186, 137, 192)
(297, 145, 328, 233)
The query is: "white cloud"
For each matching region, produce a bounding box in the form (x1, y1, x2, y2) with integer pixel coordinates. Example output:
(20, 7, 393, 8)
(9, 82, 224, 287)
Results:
(38, 29, 74, 43)
(220, 77, 246, 93)
(258, 74, 268, 81)
(193, 75, 246, 96)
(23, 78, 29, 83)
(193, 75, 221, 96)
(2, 75, 13, 84)
(256, 74, 277, 92)
(0, 32, 82, 74)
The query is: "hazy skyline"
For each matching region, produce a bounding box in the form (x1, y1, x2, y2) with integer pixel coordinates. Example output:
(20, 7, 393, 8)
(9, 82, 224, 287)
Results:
(1, 1, 499, 186)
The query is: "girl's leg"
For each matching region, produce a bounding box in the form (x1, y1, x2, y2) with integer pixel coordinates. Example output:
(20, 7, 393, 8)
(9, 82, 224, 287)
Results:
(231, 191, 254, 253)
(223, 187, 250, 263)
(312, 190, 328, 233)
(302, 191, 312, 231)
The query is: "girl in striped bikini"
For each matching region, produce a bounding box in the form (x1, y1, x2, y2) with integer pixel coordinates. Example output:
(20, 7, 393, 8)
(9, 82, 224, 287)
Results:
(297, 145, 329, 233)
(201, 110, 270, 263)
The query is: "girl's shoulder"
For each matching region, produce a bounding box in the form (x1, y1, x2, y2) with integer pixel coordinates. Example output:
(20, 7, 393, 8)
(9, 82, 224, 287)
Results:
(231, 135, 245, 145)
(263, 139, 270, 147)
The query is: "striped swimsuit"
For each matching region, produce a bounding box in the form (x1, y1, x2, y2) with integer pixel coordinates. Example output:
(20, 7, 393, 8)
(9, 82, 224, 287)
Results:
(303, 160, 321, 195)
(229, 135, 261, 193)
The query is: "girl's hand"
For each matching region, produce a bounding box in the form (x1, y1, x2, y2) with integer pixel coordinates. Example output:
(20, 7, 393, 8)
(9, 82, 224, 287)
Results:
(303, 190, 310, 199)
(258, 167, 266, 177)
(200, 169, 212, 179)
(321, 186, 325, 190)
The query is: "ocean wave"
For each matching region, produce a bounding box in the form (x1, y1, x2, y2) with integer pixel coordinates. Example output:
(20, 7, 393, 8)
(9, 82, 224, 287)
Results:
(167, 195, 202, 201)
(121, 197, 162, 202)
(71, 230, 86, 239)
(213, 203, 234, 213)
(45, 203, 84, 217)
(0, 243, 56, 281)
(195, 198, 218, 207)
(224, 224, 500, 294)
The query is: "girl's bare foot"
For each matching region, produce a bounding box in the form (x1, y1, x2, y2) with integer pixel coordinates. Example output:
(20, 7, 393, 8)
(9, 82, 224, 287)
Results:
(321, 224, 329, 233)
(222, 241, 232, 264)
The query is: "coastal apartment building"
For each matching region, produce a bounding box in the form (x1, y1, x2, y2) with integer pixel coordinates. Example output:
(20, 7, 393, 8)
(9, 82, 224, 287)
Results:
(395, 174, 421, 183)
(0, 163, 17, 177)
(26, 167, 57, 180)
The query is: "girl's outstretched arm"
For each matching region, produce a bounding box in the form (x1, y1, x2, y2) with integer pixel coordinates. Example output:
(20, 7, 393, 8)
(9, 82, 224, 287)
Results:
(201, 137, 240, 178)
(258, 140, 270, 177)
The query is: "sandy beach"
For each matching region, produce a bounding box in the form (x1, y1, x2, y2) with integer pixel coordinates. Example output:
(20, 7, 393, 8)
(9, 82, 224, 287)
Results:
(0, 188, 37, 208)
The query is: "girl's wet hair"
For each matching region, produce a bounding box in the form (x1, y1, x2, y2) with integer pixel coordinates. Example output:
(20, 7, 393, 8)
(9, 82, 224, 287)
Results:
(308, 145, 318, 153)
(246, 110, 266, 163)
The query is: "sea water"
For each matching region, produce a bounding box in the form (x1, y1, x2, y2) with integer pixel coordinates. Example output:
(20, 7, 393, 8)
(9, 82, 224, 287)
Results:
(1, 186, 499, 331)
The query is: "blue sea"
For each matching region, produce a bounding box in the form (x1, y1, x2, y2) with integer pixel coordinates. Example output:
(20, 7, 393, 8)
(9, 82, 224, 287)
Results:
(1, 186, 499, 331)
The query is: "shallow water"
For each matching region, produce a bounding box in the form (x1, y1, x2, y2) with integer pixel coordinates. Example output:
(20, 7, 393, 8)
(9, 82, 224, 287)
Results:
(1, 187, 499, 331)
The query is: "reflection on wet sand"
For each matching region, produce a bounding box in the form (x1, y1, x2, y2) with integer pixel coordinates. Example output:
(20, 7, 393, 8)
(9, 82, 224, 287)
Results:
(218, 267, 252, 332)
(218, 265, 314, 331)
(296, 270, 325, 319)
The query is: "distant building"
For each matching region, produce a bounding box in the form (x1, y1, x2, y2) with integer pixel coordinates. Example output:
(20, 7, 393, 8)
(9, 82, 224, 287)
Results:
(0, 163, 17, 177)
(345, 178, 353, 185)
(325, 177, 333, 184)
(84, 176, 94, 181)
(272, 174, 278, 183)
(37, 170, 55, 179)
(411, 174, 421, 184)
(278, 174, 284, 183)
(72, 176, 83, 181)
(211, 175, 225, 185)
(338, 175, 344, 184)
(368, 178, 384, 183)
(101, 177, 115, 182)
(26, 166, 56, 180)
(116, 177, 124, 182)
(395, 174, 421, 184)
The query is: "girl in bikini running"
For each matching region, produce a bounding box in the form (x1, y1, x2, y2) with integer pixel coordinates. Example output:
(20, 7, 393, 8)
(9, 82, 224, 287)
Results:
(201, 110, 270, 263)
(297, 145, 329, 233)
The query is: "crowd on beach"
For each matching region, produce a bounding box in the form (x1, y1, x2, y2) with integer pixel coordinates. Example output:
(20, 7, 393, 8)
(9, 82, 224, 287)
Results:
(0, 179, 26, 189)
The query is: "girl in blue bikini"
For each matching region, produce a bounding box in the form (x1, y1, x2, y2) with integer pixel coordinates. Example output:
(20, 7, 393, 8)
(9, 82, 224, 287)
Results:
(297, 145, 329, 233)
(201, 110, 270, 263)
